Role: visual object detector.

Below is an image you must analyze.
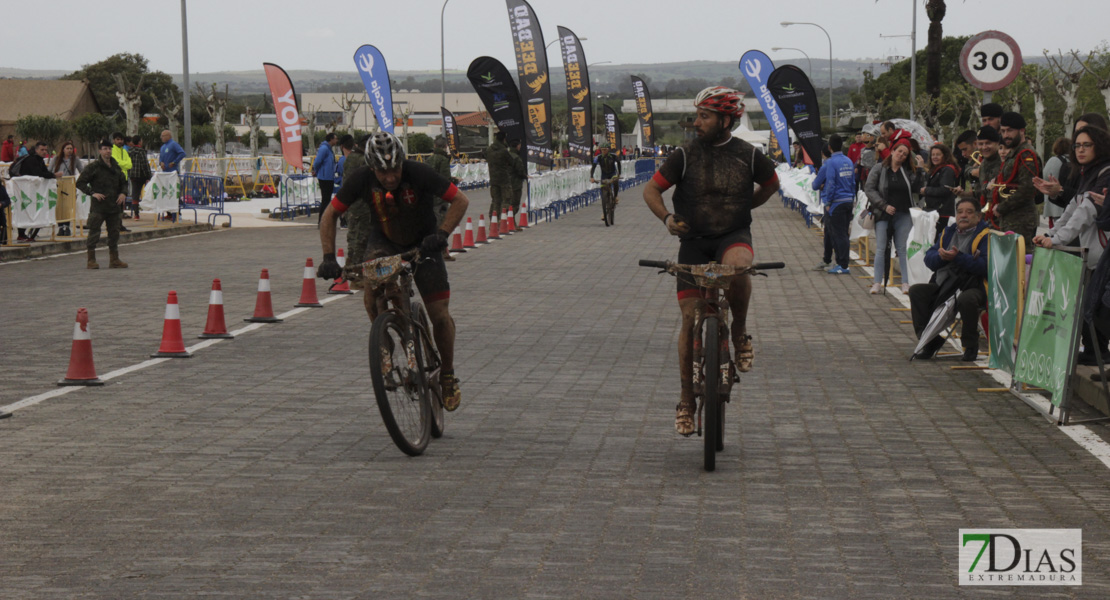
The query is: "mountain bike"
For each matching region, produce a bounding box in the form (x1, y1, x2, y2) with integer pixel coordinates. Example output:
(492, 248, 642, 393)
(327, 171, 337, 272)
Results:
(593, 175, 619, 226)
(345, 248, 444, 456)
(639, 259, 785, 471)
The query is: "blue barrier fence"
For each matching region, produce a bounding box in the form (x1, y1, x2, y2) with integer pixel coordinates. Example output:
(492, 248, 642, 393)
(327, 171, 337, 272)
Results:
(276, 174, 319, 221)
(181, 174, 231, 226)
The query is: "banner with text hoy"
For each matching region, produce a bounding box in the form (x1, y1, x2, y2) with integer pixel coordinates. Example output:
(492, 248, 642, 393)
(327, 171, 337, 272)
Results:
(506, 0, 553, 166)
(1014, 248, 1085, 405)
(767, 64, 823, 170)
(263, 63, 303, 170)
(557, 26, 591, 161)
(353, 45, 394, 134)
(630, 76, 654, 149)
(467, 56, 527, 164)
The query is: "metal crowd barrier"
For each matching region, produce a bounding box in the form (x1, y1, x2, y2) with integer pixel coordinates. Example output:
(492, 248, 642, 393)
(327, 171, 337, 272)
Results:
(276, 174, 319, 221)
(181, 173, 231, 226)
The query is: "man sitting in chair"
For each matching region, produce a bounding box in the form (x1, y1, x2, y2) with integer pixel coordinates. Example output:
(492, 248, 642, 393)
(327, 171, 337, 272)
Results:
(909, 197, 992, 361)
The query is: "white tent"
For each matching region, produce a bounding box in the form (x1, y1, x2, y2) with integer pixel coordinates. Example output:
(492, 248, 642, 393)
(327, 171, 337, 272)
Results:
(731, 125, 769, 151)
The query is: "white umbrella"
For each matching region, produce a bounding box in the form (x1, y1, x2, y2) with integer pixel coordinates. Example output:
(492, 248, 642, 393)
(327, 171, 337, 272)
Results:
(889, 119, 937, 150)
(912, 294, 957, 358)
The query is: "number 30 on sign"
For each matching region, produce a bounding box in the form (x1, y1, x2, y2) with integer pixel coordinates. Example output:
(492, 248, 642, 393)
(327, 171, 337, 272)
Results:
(960, 31, 1023, 91)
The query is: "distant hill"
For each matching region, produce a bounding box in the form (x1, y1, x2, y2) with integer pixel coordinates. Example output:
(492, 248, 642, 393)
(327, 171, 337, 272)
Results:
(0, 55, 1058, 96)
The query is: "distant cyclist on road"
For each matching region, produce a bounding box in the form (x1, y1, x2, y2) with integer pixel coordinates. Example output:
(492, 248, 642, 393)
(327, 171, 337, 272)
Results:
(642, 86, 781, 435)
(316, 132, 470, 411)
(591, 141, 622, 220)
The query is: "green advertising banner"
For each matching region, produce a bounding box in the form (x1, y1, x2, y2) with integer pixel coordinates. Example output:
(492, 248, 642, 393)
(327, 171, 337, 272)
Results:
(1014, 248, 1084, 405)
(987, 233, 1024, 373)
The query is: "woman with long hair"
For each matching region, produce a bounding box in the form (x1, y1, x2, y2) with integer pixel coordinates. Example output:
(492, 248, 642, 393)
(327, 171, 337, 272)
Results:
(51, 140, 82, 236)
(920, 142, 961, 244)
(864, 138, 926, 294)
(1035, 112, 1110, 208)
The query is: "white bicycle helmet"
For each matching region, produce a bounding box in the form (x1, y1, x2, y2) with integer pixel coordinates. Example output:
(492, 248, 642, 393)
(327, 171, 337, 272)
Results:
(366, 132, 405, 170)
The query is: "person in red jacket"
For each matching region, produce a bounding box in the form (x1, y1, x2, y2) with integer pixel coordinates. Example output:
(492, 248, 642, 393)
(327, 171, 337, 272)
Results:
(846, 132, 867, 164)
(0, 135, 14, 162)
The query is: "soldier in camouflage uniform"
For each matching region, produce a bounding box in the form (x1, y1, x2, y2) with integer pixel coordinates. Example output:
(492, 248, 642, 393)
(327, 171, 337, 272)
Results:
(426, 137, 457, 260)
(343, 135, 371, 267)
(991, 112, 1042, 248)
(508, 138, 528, 214)
(485, 131, 513, 222)
(954, 126, 1001, 228)
(76, 140, 129, 269)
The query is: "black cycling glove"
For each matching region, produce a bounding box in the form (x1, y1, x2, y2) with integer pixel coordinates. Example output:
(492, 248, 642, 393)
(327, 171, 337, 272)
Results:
(420, 230, 450, 256)
(316, 253, 342, 280)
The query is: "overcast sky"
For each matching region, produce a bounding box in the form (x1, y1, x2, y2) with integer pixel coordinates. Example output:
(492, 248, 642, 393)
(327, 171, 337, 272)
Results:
(9, 0, 1108, 75)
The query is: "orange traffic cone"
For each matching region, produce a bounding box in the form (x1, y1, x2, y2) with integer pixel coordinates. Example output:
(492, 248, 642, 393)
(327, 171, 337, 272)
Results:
(58, 308, 104, 386)
(463, 218, 476, 248)
(294, 258, 323, 308)
(500, 209, 512, 235)
(198, 279, 233, 339)
(518, 203, 529, 228)
(329, 248, 353, 295)
(151, 291, 192, 358)
(488, 213, 501, 240)
(476, 214, 489, 244)
(449, 226, 467, 254)
(506, 207, 517, 233)
(245, 269, 283, 323)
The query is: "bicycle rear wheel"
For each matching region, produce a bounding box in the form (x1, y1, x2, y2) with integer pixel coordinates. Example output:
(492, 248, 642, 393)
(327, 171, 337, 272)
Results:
(703, 316, 720, 472)
(369, 311, 430, 456)
(412, 302, 444, 439)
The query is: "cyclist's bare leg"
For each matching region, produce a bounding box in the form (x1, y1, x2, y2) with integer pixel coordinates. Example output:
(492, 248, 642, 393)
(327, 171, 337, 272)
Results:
(425, 298, 455, 373)
(722, 244, 754, 370)
(676, 296, 701, 434)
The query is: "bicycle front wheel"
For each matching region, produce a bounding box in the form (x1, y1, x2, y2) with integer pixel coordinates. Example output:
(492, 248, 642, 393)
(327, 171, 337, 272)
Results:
(703, 316, 720, 472)
(369, 311, 431, 456)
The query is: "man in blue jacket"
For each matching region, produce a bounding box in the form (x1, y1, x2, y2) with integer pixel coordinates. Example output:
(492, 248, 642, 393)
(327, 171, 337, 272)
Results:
(158, 130, 186, 172)
(909, 197, 992, 361)
(313, 133, 338, 224)
(811, 135, 857, 274)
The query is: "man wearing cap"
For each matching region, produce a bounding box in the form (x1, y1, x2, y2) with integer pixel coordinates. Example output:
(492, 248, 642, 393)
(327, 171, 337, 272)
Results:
(953, 126, 1002, 218)
(76, 140, 129, 269)
(991, 112, 1041, 247)
(981, 103, 1003, 131)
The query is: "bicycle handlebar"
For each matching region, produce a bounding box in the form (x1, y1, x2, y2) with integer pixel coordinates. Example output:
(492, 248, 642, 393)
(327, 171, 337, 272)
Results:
(639, 259, 668, 269)
(752, 262, 785, 270)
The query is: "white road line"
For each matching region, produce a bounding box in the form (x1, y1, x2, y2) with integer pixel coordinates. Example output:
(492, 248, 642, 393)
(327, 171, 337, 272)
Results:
(0, 287, 355, 415)
(851, 248, 1110, 472)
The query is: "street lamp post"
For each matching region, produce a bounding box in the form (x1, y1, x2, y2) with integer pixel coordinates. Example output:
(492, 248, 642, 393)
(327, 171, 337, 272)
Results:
(589, 61, 611, 145)
(781, 21, 833, 128)
(180, 0, 192, 159)
(440, 0, 451, 136)
(771, 47, 813, 80)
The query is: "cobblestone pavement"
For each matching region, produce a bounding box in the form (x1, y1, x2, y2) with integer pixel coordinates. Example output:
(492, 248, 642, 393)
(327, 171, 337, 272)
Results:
(1, 185, 1108, 598)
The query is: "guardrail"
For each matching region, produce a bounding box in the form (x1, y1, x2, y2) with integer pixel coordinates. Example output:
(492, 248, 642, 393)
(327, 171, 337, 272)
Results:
(181, 173, 231, 227)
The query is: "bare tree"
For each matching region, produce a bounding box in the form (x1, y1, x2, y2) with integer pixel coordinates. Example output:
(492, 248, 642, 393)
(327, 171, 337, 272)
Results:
(302, 104, 318, 155)
(152, 91, 182, 138)
(113, 73, 145, 136)
(245, 105, 262, 182)
(333, 93, 359, 133)
(197, 83, 229, 176)
(1078, 46, 1110, 125)
(1045, 50, 1091, 136)
(1020, 65, 1052, 158)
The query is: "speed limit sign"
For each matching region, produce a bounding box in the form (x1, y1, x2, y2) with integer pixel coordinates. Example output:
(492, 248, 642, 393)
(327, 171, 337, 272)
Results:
(960, 31, 1023, 91)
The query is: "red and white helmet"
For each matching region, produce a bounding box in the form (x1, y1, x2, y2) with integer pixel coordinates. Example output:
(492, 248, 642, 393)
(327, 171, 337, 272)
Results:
(694, 86, 744, 118)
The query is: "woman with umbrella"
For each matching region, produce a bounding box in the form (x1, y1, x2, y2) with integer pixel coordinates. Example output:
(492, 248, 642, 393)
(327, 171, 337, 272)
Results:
(864, 138, 927, 294)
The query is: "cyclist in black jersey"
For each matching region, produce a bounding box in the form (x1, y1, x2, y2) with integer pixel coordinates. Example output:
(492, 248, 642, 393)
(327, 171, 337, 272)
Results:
(591, 142, 622, 222)
(642, 87, 781, 435)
